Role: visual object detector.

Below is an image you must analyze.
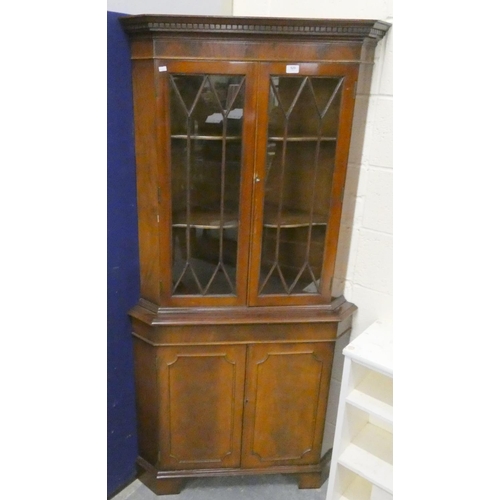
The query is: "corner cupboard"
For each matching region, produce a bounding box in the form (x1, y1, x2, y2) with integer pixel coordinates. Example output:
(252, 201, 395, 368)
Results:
(120, 14, 390, 495)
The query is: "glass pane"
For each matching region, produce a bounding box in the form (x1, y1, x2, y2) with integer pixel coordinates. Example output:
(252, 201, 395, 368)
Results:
(259, 76, 343, 296)
(170, 74, 245, 296)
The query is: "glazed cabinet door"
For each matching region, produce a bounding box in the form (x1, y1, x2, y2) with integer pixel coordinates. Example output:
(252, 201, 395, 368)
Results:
(158, 61, 257, 307)
(157, 344, 246, 469)
(241, 342, 334, 468)
(248, 63, 358, 306)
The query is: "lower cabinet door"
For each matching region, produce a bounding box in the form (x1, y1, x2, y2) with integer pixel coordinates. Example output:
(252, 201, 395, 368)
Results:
(157, 344, 246, 469)
(241, 342, 334, 468)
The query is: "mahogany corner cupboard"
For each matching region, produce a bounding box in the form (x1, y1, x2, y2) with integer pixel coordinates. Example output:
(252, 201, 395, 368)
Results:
(119, 14, 390, 495)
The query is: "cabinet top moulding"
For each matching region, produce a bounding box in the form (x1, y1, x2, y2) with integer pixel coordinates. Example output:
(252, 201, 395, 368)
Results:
(131, 296, 357, 326)
(119, 15, 391, 42)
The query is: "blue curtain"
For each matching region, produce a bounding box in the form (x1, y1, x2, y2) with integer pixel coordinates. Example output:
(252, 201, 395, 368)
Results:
(107, 10, 139, 497)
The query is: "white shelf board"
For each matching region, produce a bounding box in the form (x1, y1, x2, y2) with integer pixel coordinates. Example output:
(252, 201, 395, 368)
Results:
(346, 371, 393, 423)
(371, 485, 393, 500)
(338, 474, 371, 500)
(338, 423, 393, 494)
(343, 322, 392, 376)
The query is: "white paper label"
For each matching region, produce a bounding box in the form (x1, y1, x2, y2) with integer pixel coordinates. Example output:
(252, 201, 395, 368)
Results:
(205, 108, 243, 124)
(158, 65, 167, 72)
(228, 108, 243, 119)
(286, 65, 300, 74)
(206, 113, 223, 124)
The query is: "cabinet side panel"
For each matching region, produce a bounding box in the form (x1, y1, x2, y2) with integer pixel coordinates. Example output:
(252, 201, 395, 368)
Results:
(131, 59, 160, 303)
(158, 345, 246, 469)
(243, 341, 334, 468)
(133, 337, 159, 465)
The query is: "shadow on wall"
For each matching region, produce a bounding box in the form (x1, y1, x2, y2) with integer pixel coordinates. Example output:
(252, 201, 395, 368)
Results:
(107, 10, 140, 498)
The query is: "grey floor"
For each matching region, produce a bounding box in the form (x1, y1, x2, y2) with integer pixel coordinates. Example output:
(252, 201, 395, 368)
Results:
(111, 475, 329, 500)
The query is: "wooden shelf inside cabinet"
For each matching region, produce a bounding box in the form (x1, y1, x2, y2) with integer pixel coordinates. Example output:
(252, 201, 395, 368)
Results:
(172, 210, 239, 229)
(267, 136, 337, 142)
(171, 134, 242, 141)
(263, 206, 328, 228)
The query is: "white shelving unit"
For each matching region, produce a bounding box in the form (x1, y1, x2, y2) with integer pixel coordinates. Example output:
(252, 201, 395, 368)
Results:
(326, 321, 393, 500)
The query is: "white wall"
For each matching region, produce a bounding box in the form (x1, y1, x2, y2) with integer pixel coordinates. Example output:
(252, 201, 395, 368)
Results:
(233, 0, 393, 455)
(107, 0, 232, 15)
(233, 0, 392, 20)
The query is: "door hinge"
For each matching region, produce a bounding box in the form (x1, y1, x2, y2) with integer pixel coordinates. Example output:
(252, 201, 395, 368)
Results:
(353, 81, 358, 97)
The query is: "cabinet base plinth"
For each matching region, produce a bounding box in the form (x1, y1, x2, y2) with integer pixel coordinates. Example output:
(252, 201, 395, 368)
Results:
(136, 450, 331, 495)
(140, 476, 185, 496)
(296, 472, 324, 489)
(137, 461, 185, 495)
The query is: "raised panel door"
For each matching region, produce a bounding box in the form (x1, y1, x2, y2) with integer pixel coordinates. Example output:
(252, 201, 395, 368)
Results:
(241, 342, 335, 468)
(157, 344, 246, 469)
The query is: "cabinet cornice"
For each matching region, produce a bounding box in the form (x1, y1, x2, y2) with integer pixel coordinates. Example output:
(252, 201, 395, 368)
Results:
(120, 15, 391, 42)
